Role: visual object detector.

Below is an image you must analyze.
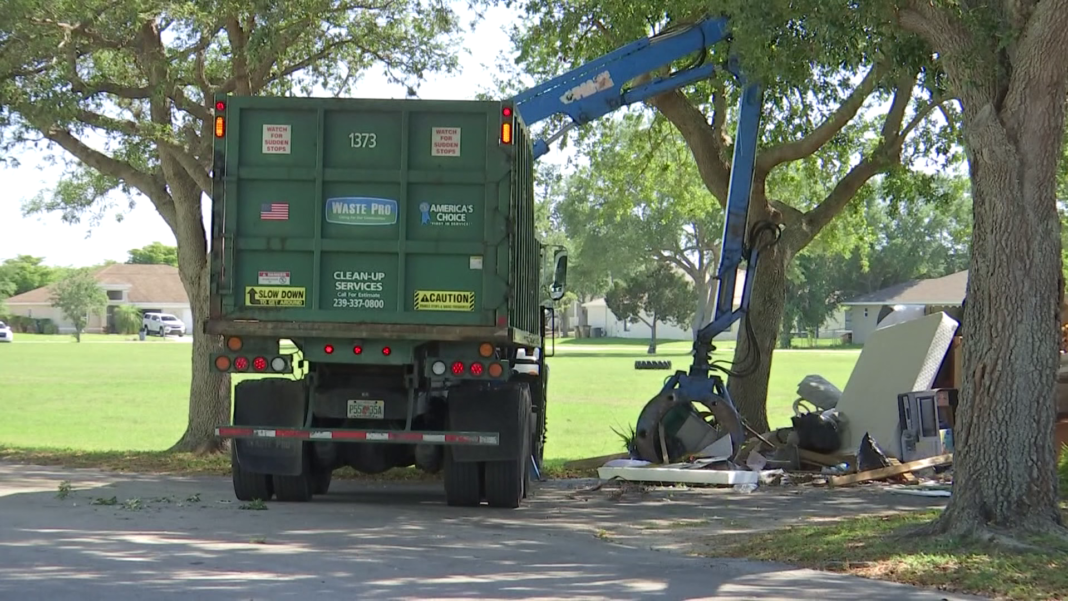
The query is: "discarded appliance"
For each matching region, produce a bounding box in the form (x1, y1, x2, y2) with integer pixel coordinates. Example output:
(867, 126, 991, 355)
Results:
(898, 388, 958, 462)
(834, 312, 959, 459)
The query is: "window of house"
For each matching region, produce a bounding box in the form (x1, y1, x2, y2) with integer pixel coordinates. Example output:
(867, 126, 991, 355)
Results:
(106, 290, 123, 301)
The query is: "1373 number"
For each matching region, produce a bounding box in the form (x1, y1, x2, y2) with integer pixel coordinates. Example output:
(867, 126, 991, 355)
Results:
(349, 132, 377, 148)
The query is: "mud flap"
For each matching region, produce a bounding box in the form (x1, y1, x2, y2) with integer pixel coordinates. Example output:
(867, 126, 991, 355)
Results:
(232, 378, 307, 476)
(448, 382, 530, 463)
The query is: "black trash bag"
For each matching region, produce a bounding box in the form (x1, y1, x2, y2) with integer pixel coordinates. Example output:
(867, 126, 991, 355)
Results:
(790, 411, 842, 454)
(857, 432, 892, 472)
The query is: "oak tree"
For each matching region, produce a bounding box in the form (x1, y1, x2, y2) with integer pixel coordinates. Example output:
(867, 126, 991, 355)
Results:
(496, 0, 957, 431)
(0, 0, 464, 452)
(895, 0, 1068, 540)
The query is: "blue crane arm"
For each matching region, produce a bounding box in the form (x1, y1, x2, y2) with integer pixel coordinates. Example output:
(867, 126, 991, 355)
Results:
(511, 17, 731, 159)
(510, 16, 773, 373)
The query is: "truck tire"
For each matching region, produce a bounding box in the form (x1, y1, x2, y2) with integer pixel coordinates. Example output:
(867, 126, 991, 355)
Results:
(231, 447, 273, 502)
(444, 449, 482, 507)
(634, 360, 672, 370)
(484, 384, 532, 509)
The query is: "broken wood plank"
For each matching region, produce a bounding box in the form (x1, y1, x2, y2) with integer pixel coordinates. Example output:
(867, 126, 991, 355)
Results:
(829, 454, 953, 487)
(886, 458, 919, 483)
(563, 452, 629, 470)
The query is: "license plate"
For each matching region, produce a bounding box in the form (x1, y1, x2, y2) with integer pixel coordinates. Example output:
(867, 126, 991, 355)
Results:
(347, 399, 384, 420)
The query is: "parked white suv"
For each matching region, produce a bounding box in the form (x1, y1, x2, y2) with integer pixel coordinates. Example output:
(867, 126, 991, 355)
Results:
(143, 313, 186, 337)
(0, 321, 12, 343)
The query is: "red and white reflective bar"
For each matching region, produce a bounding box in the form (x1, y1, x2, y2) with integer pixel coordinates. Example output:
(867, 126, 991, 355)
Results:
(216, 426, 499, 446)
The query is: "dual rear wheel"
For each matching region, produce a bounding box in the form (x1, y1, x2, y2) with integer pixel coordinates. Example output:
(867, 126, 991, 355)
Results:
(443, 382, 535, 509)
(231, 446, 332, 503)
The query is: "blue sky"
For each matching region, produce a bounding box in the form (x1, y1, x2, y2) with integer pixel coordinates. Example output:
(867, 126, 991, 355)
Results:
(0, 4, 571, 268)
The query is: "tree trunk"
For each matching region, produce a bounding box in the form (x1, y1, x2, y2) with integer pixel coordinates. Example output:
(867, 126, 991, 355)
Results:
(648, 317, 658, 354)
(928, 98, 1066, 537)
(167, 186, 232, 455)
(727, 226, 792, 433)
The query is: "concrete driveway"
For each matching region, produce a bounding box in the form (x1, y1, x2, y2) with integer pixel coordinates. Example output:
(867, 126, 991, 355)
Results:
(0, 462, 983, 600)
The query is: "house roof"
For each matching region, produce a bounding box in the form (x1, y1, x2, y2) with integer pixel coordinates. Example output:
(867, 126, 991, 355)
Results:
(843, 270, 968, 306)
(5, 263, 188, 305)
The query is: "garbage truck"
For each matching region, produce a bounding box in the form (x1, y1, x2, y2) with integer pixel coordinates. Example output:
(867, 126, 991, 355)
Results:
(209, 16, 767, 508)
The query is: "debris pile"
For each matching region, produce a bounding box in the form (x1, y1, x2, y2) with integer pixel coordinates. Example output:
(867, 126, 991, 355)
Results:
(590, 311, 968, 493)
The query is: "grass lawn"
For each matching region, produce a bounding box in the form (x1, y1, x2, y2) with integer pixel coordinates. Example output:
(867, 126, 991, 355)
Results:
(714, 508, 1068, 601)
(0, 335, 859, 475)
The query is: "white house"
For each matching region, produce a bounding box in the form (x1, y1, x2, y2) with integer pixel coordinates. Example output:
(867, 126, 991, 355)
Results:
(4, 263, 193, 334)
(840, 270, 967, 345)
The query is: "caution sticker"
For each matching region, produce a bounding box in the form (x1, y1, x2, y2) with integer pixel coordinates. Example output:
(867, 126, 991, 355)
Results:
(413, 290, 475, 311)
(246, 286, 306, 307)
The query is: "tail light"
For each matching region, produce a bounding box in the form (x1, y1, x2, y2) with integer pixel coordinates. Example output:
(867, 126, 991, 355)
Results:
(469, 362, 484, 377)
(500, 106, 513, 145)
(451, 361, 465, 376)
(353, 345, 363, 355)
(215, 356, 231, 371)
(488, 362, 503, 378)
(252, 356, 267, 372)
(233, 356, 249, 372)
(382, 346, 392, 356)
(324, 344, 335, 354)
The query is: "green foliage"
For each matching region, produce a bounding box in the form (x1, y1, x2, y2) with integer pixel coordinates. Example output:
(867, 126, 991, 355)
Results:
(550, 115, 723, 329)
(603, 262, 695, 352)
(113, 304, 143, 335)
(490, 0, 960, 189)
(127, 242, 178, 267)
(49, 268, 107, 342)
(0, 255, 64, 297)
(0, 0, 467, 225)
(781, 251, 844, 347)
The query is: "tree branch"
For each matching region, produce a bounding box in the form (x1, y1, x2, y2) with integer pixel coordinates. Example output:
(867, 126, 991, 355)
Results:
(647, 90, 730, 201)
(799, 85, 948, 244)
(40, 127, 177, 229)
(897, 2, 996, 103)
(756, 64, 884, 175)
(1003, 0, 1068, 119)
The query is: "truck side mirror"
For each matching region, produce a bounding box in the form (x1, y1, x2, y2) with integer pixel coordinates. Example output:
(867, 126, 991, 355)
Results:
(550, 249, 568, 301)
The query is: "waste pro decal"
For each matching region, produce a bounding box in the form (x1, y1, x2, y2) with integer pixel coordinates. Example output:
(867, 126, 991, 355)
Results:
(326, 197, 398, 226)
(413, 290, 475, 311)
(246, 286, 306, 307)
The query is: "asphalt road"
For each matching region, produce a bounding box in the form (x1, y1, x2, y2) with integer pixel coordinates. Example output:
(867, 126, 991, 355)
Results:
(0, 462, 984, 600)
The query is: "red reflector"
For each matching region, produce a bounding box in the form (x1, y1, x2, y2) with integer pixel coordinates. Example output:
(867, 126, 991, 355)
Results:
(451, 361, 465, 375)
(234, 356, 249, 371)
(502, 106, 512, 117)
(470, 362, 484, 376)
(353, 345, 363, 355)
(325, 344, 334, 354)
(382, 346, 391, 356)
(253, 356, 267, 372)
(215, 101, 226, 111)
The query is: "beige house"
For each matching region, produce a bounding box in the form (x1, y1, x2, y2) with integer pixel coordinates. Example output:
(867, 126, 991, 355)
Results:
(842, 270, 968, 345)
(4, 264, 192, 335)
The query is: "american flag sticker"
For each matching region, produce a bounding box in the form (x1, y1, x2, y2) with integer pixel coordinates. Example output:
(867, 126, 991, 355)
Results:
(260, 203, 289, 221)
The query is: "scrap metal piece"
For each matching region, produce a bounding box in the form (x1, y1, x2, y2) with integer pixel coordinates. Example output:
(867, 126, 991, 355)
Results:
(633, 379, 745, 464)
